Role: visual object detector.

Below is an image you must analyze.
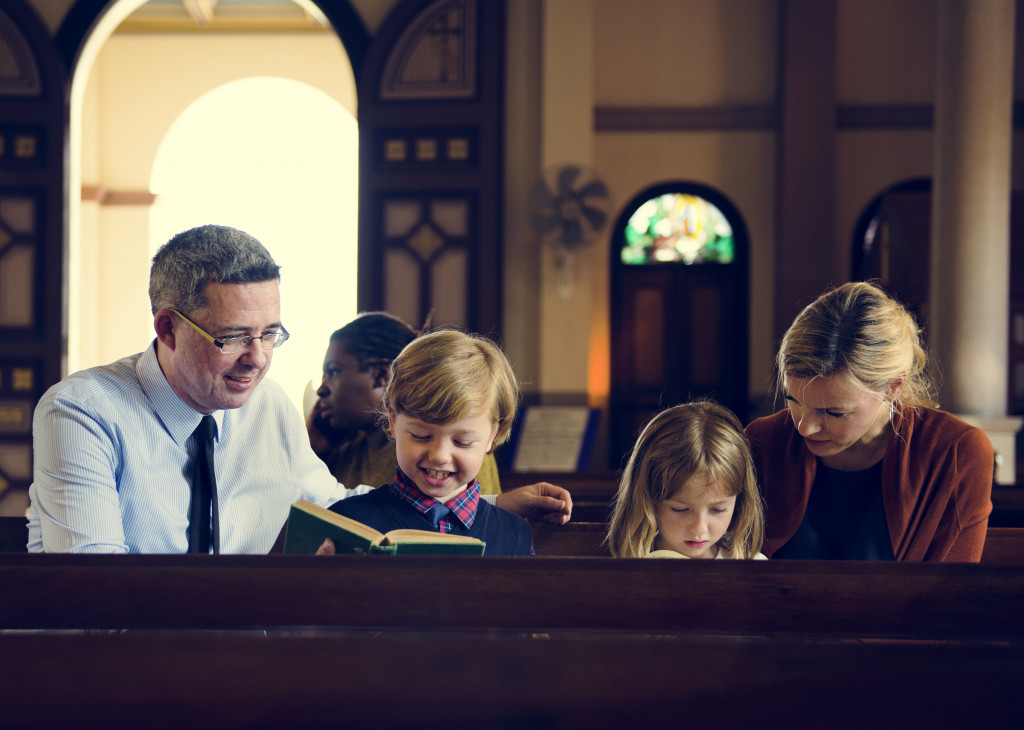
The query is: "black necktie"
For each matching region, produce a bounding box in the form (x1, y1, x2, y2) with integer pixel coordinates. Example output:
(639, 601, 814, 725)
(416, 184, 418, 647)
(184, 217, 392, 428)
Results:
(188, 415, 219, 553)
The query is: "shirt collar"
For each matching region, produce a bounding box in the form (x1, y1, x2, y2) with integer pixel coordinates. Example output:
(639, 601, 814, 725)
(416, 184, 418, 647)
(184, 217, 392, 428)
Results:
(137, 340, 222, 445)
(387, 469, 481, 529)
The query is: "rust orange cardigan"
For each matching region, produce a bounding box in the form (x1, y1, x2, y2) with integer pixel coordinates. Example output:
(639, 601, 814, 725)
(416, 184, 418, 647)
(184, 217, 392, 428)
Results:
(745, 407, 993, 561)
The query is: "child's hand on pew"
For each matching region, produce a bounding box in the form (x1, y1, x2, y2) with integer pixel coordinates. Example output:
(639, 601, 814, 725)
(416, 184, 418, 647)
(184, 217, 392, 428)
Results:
(496, 483, 573, 525)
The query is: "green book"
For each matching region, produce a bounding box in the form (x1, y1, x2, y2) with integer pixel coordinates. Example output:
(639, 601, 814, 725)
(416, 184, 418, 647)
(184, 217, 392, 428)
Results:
(283, 499, 486, 556)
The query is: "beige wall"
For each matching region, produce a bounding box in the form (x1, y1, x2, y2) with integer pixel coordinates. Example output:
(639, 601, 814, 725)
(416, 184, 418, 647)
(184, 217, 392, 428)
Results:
(837, 0, 937, 105)
(594, 0, 778, 106)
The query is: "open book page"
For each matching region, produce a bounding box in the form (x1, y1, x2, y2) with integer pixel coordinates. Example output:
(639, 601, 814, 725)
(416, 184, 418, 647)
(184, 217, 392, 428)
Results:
(379, 529, 483, 545)
(283, 500, 485, 555)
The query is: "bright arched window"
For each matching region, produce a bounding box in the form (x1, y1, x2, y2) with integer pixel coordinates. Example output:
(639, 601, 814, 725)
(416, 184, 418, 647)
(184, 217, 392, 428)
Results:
(620, 191, 735, 266)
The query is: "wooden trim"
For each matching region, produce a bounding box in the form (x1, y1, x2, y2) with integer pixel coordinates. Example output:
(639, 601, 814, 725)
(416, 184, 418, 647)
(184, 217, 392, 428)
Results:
(594, 105, 776, 132)
(596, 102, 1024, 135)
(80, 186, 157, 206)
(836, 104, 933, 129)
(79, 184, 104, 202)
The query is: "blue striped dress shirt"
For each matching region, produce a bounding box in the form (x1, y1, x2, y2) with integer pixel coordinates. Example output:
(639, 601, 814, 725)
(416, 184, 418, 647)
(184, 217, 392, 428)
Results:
(27, 342, 368, 554)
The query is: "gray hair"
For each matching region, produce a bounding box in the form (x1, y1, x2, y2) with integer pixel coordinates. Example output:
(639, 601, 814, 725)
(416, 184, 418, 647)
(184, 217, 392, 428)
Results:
(149, 225, 281, 314)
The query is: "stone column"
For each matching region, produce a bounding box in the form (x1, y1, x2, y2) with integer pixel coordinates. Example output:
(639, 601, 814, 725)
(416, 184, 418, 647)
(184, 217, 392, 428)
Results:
(930, 0, 1019, 482)
(774, 0, 837, 343)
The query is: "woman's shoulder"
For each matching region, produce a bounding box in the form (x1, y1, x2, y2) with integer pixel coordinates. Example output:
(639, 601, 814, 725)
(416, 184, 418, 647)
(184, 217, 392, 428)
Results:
(898, 407, 994, 469)
(904, 407, 993, 449)
(744, 409, 792, 440)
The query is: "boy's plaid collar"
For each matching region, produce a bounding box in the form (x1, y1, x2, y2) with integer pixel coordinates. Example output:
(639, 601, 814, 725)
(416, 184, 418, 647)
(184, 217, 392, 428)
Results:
(387, 469, 481, 530)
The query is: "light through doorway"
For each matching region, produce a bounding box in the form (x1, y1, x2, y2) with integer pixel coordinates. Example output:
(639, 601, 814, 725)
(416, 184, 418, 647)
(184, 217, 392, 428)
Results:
(149, 76, 358, 415)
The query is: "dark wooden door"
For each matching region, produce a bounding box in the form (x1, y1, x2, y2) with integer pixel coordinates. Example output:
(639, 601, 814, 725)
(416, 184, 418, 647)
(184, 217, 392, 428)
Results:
(609, 184, 749, 470)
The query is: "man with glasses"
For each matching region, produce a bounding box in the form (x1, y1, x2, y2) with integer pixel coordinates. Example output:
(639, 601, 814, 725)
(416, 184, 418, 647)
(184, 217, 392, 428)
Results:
(27, 225, 570, 553)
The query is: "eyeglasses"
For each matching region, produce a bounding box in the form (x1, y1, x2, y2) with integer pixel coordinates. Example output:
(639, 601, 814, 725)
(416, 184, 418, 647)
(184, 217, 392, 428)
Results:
(170, 309, 290, 355)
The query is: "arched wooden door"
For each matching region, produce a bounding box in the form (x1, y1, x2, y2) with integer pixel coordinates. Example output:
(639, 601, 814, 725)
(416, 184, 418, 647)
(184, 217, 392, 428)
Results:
(852, 178, 1024, 426)
(609, 182, 750, 470)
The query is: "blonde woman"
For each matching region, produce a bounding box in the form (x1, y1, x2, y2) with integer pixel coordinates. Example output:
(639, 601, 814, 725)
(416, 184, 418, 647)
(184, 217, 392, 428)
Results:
(746, 281, 993, 561)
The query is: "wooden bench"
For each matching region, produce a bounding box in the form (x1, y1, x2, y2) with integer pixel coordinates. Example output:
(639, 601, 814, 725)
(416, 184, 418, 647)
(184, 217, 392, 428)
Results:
(2, 554, 1022, 640)
(981, 526, 1024, 563)
(0, 515, 25, 552)
(1, 631, 1021, 728)
(534, 521, 1024, 563)
(7, 516, 1024, 562)
(507, 475, 1024, 527)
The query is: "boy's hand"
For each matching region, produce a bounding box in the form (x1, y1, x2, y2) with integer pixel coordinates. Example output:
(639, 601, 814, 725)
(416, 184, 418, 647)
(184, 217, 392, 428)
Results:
(316, 538, 336, 555)
(495, 482, 573, 525)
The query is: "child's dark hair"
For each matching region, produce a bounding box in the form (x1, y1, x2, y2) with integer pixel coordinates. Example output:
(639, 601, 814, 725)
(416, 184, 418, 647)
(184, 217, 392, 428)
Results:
(330, 312, 418, 370)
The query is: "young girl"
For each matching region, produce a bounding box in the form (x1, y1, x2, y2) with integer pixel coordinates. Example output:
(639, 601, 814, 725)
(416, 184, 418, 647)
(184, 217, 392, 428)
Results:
(607, 401, 766, 559)
(324, 329, 535, 556)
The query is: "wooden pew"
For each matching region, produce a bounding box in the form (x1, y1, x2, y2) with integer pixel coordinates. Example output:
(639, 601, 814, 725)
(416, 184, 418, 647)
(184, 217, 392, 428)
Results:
(1, 554, 1022, 641)
(981, 526, 1024, 563)
(1, 631, 1022, 729)
(506, 474, 1024, 527)
(535, 521, 1024, 563)
(533, 521, 609, 557)
(992, 484, 1024, 526)
(9, 515, 1023, 563)
(0, 515, 26, 552)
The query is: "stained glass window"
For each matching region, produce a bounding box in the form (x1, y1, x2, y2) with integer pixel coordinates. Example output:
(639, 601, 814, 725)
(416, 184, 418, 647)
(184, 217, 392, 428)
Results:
(620, 193, 735, 265)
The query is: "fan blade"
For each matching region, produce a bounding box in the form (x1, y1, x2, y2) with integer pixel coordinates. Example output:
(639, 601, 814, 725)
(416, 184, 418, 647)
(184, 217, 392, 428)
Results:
(561, 217, 583, 246)
(556, 166, 581, 195)
(580, 204, 608, 231)
(531, 179, 558, 210)
(532, 214, 561, 235)
(575, 179, 609, 200)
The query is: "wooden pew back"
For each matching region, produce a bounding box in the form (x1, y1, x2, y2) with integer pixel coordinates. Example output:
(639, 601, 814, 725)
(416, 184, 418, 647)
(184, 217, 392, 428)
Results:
(6, 515, 1023, 562)
(2, 553, 1022, 640)
(0, 515, 26, 552)
(534, 521, 1024, 563)
(1, 631, 1022, 729)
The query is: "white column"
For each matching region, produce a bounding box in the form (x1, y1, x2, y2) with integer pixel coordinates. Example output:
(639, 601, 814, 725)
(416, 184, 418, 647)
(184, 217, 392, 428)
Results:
(930, 0, 1019, 482)
(930, 0, 1014, 416)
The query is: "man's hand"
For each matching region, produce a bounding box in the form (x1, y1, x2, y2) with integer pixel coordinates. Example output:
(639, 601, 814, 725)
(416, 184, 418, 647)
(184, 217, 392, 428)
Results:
(495, 482, 573, 525)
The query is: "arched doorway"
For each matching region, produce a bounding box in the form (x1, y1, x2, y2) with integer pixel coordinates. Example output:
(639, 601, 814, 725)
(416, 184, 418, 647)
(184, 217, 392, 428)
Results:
(609, 181, 750, 469)
(851, 177, 932, 327)
(148, 77, 359, 412)
(66, 1, 361, 415)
